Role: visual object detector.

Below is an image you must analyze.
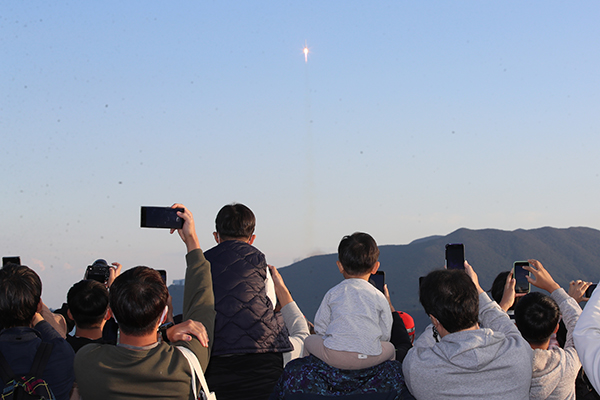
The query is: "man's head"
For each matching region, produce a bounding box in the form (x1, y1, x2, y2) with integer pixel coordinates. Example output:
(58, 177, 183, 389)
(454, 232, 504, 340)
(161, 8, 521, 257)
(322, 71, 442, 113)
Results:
(214, 203, 256, 241)
(67, 279, 109, 329)
(419, 269, 479, 333)
(0, 264, 42, 328)
(514, 292, 560, 347)
(337, 232, 380, 276)
(109, 267, 168, 336)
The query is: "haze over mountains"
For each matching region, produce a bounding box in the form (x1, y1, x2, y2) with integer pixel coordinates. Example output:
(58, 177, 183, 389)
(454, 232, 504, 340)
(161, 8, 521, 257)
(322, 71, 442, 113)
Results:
(278, 227, 600, 333)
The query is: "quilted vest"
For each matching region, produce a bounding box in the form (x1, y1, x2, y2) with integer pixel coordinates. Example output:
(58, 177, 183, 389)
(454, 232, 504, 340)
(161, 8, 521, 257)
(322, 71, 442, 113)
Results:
(204, 240, 292, 356)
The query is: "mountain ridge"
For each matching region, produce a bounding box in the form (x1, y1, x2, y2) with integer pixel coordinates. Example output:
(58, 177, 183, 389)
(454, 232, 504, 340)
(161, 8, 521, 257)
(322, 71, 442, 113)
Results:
(279, 226, 600, 333)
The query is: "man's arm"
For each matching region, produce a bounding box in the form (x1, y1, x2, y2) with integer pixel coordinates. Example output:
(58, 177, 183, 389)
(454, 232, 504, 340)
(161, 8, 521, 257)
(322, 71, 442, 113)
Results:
(268, 264, 310, 346)
(170, 204, 216, 370)
(35, 301, 68, 338)
(526, 259, 582, 349)
(552, 288, 582, 348)
(464, 261, 522, 335)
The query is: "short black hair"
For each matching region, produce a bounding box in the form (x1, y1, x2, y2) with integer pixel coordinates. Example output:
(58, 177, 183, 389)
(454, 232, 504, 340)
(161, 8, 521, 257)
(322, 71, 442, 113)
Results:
(490, 271, 511, 303)
(109, 267, 168, 336)
(419, 269, 479, 333)
(514, 292, 560, 345)
(0, 264, 42, 328)
(338, 232, 379, 275)
(215, 203, 256, 240)
(67, 279, 109, 329)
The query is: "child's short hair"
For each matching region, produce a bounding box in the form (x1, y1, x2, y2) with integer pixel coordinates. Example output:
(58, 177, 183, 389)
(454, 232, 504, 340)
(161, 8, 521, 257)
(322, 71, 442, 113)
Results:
(338, 232, 379, 275)
(514, 292, 560, 345)
(215, 203, 256, 240)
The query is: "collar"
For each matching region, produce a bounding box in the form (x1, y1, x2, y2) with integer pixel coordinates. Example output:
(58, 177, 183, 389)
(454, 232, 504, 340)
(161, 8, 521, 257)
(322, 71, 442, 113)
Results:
(0, 326, 41, 342)
(117, 341, 160, 351)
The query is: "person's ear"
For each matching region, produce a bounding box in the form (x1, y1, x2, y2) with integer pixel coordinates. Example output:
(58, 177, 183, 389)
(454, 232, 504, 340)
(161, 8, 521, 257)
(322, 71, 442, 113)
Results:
(553, 323, 560, 334)
(213, 232, 220, 244)
(248, 234, 256, 245)
(336, 261, 345, 274)
(160, 306, 168, 324)
(37, 300, 43, 313)
(104, 308, 112, 321)
(429, 314, 439, 326)
(67, 309, 74, 321)
(370, 261, 381, 274)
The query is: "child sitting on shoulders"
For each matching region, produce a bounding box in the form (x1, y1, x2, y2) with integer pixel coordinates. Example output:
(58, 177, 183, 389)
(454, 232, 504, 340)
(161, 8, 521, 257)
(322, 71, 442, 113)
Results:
(303, 232, 394, 370)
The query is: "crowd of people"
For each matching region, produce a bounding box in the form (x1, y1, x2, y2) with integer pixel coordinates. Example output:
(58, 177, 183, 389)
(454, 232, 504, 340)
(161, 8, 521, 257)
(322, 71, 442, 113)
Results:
(1, 202, 600, 400)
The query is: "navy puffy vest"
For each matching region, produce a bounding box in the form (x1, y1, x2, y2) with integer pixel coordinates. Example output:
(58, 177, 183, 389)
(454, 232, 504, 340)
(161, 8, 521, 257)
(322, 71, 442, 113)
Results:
(204, 240, 292, 356)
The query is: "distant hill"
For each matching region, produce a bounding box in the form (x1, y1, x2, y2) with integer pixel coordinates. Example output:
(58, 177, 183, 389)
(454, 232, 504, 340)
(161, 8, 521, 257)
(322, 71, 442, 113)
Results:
(279, 227, 600, 333)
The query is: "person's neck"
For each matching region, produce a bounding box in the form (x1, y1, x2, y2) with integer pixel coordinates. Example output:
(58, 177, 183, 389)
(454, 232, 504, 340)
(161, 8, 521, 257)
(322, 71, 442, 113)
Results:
(343, 272, 372, 281)
(529, 340, 550, 350)
(74, 326, 103, 340)
(438, 323, 480, 338)
(118, 331, 159, 348)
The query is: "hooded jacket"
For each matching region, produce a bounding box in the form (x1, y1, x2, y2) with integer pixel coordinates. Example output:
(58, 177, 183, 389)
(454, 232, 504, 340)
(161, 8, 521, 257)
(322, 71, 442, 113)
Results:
(529, 288, 582, 400)
(402, 292, 533, 400)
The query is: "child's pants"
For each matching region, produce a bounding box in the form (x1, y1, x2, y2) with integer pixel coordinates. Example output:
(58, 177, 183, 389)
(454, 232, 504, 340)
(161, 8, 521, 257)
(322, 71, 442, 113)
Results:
(303, 334, 395, 370)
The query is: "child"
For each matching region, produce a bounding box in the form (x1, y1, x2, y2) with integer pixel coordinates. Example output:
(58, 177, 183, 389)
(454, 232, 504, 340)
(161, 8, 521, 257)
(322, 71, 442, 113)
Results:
(203, 203, 292, 400)
(304, 232, 394, 370)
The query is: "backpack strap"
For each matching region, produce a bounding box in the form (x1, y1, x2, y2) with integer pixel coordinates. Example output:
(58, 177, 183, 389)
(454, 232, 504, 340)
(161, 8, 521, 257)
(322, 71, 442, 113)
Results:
(0, 350, 16, 384)
(29, 343, 54, 377)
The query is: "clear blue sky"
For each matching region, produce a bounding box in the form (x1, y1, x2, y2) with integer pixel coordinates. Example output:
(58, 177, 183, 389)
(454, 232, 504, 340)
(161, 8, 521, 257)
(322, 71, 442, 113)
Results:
(2, 1, 599, 308)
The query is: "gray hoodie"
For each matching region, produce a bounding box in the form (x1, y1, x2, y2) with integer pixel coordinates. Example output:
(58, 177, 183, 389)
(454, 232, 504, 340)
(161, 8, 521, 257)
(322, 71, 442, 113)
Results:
(403, 292, 533, 400)
(529, 288, 581, 400)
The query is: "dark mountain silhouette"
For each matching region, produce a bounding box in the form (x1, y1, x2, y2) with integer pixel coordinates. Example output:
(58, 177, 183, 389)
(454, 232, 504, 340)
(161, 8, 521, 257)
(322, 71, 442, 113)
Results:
(279, 227, 600, 333)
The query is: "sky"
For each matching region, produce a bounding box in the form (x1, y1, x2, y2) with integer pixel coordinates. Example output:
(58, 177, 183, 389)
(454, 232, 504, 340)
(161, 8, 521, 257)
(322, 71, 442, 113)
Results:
(2, 1, 599, 308)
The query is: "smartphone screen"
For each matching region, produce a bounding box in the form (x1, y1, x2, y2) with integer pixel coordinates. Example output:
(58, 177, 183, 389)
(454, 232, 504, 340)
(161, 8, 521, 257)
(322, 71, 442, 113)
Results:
(445, 244, 465, 270)
(586, 283, 597, 299)
(2, 256, 21, 266)
(513, 261, 530, 294)
(141, 206, 184, 229)
(369, 271, 385, 293)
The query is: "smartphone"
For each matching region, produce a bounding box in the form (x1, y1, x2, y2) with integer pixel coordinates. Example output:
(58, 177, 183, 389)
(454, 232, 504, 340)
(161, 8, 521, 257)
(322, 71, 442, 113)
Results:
(157, 269, 167, 284)
(586, 283, 597, 299)
(141, 206, 184, 229)
(85, 260, 111, 284)
(369, 271, 385, 293)
(445, 243, 465, 270)
(2, 256, 21, 266)
(513, 261, 530, 294)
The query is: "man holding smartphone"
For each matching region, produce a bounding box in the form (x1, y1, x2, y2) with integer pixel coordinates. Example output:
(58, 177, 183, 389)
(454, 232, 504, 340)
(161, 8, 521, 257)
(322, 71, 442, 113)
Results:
(514, 259, 586, 400)
(74, 205, 216, 399)
(403, 262, 532, 400)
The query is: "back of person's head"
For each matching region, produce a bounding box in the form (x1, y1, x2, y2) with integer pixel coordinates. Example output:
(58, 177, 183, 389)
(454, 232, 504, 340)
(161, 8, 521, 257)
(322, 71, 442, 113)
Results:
(0, 264, 42, 328)
(67, 279, 109, 329)
(109, 266, 168, 336)
(491, 271, 511, 303)
(215, 203, 256, 240)
(419, 269, 479, 333)
(337, 232, 380, 275)
(514, 291, 560, 345)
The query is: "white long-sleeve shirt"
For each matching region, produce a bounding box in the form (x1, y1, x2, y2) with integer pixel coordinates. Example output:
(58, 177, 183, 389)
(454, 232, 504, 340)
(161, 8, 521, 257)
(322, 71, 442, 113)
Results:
(314, 278, 392, 356)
